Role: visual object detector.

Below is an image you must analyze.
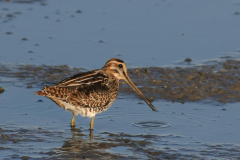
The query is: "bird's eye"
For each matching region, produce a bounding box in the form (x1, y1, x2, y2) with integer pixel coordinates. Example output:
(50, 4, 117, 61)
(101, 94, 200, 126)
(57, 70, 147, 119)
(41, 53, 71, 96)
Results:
(118, 64, 123, 68)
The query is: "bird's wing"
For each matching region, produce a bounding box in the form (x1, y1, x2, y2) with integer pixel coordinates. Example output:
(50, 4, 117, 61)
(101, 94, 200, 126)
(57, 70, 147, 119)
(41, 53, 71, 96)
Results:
(41, 70, 118, 108)
(55, 70, 108, 87)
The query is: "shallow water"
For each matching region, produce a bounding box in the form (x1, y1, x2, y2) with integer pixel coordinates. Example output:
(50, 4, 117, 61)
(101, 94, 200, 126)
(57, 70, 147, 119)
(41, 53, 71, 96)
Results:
(1, 0, 240, 159)
(1, 85, 240, 159)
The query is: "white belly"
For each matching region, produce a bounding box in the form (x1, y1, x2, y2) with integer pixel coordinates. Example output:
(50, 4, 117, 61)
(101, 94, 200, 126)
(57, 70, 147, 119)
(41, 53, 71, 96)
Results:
(60, 100, 113, 118)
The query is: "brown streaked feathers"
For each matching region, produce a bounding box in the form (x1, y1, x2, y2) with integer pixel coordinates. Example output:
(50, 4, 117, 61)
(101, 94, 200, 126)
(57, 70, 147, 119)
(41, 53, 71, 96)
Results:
(36, 69, 118, 109)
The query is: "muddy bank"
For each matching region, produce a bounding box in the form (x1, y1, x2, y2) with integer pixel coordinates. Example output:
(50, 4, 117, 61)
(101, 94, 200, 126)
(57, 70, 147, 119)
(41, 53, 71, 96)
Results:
(124, 59, 240, 103)
(1, 60, 240, 103)
(0, 63, 86, 86)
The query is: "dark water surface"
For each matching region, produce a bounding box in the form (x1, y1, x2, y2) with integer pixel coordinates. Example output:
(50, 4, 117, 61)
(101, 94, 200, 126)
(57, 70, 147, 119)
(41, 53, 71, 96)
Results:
(1, 0, 240, 159)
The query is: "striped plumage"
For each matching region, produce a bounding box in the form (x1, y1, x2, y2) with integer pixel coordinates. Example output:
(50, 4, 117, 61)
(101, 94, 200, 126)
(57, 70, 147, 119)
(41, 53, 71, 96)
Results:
(36, 58, 156, 129)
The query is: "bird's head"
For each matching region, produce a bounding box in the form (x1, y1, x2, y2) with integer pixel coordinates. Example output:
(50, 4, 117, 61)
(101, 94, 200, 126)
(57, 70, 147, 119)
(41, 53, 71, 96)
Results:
(103, 58, 156, 111)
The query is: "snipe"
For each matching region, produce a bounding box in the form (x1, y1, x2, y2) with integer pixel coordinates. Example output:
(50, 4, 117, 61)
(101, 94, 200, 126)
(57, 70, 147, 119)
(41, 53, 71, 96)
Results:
(36, 58, 156, 130)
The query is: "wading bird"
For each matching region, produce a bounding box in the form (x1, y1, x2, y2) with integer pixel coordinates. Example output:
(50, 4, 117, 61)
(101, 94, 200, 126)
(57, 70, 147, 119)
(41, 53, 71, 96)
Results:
(36, 58, 156, 130)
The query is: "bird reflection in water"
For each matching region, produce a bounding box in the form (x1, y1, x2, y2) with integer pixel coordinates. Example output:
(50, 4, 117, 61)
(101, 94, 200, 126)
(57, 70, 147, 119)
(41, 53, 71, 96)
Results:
(58, 126, 121, 159)
(59, 126, 94, 157)
(71, 126, 94, 142)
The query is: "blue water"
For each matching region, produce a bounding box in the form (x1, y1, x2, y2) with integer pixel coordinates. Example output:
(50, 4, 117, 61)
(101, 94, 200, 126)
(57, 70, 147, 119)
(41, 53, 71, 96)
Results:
(1, 86, 240, 159)
(0, 0, 240, 69)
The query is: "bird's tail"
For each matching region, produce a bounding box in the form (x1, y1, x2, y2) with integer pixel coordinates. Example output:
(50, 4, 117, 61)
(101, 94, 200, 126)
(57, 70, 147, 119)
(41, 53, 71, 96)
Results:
(35, 84, 50, 96)
(35, 91, 46, 96)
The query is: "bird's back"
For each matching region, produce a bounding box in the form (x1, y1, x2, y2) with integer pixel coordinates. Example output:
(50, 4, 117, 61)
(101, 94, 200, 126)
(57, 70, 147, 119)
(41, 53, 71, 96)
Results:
(36, 70, 119, 117)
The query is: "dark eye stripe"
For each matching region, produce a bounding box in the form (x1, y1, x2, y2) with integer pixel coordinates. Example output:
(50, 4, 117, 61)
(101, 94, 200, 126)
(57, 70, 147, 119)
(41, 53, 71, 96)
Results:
(112, 69, 119, 73)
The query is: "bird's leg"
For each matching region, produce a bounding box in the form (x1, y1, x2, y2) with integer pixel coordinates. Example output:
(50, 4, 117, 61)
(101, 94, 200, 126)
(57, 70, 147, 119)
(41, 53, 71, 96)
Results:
(89, 130, 94, 142)
(90, 116, 95, 130)
(71, 125, 76, 138)
(71, 113, 76, 126)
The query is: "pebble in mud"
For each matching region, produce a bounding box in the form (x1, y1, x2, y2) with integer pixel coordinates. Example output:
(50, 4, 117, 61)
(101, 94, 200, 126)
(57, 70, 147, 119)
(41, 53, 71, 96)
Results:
(76, 10, 82, 13)
(0, 87, 5, 93)
(234, 12, 239, 15)
(5, 31, 12, 34)
(22, 37, 28, 41)
(185, 58, 192, 62)
(147, 96, 154, 103)
(26, 85, 32, 88)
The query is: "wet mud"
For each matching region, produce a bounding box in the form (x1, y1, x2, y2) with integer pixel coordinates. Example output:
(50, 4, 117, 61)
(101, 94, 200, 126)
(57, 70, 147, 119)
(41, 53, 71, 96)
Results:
(124, 59, 240, 103)
(0, 63, 86, 86)
(1, 60, 240, 103)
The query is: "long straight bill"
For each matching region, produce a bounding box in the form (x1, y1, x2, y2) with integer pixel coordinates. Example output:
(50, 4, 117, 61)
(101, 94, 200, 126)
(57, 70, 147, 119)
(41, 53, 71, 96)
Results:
(123, 72, 156, 111)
